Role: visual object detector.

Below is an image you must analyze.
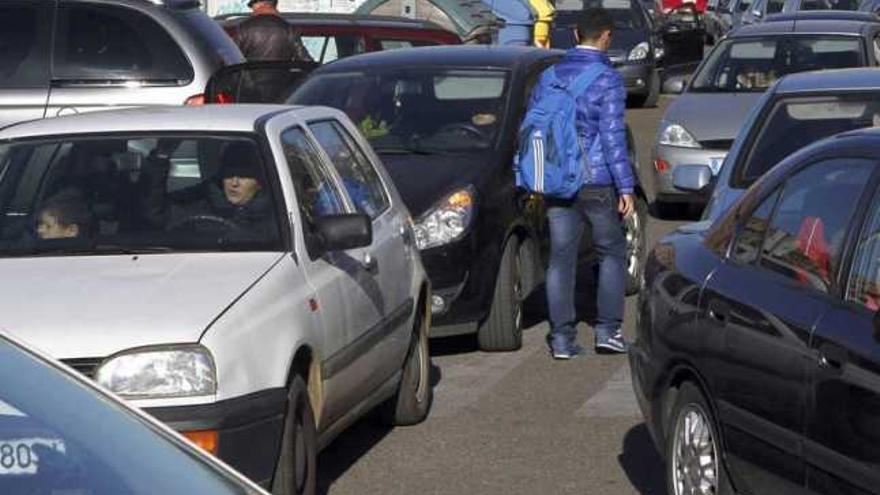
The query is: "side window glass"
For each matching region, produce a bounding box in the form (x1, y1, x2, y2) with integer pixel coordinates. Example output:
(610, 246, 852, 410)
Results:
(847, 187, 880, 310)
(301, 36, 364, 64)
(53, 3, 193, 82)
(874, 35, 880, 63)
(379, 40, 415, 50)
(732, 188, 781, 264)
(759, 159, 874, 292)
(767, 0, 784, 13)
(0, 2, 52, 89)
(308, 120, 390, 219)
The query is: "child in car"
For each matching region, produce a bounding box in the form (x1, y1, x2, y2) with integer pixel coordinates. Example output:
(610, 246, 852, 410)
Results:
(36, 189, 92, 240)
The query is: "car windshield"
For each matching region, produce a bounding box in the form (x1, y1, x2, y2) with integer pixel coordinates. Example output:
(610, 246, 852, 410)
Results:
(0, 135, 283, 257)
(0, 336, 259, 495)
(290, 69, 508, 154)
(736, 93, 880, 186)
(691, 36, 864, 92)
(556, 0, 645, 28)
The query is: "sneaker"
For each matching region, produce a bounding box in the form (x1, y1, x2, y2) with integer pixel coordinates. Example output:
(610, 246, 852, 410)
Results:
(550, 334, 583, 360)
(595, 329, 628, 354)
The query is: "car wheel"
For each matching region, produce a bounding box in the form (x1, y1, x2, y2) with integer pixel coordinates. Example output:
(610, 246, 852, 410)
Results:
(380, 305, 432, 426)
(625, 196, 648, 295)
(272, 376, 317, 495)
(666, 382, 731, 495)
(477, 237, 523, 352)
(518, 236, 541, 298)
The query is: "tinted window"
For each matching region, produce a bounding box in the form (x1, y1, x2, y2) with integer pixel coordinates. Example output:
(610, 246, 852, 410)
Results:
(53, 3, 194, 82)
(0, 2, 51, 89)
(739, 94, 880, 186)
(847, 187, 880, 310)
(766, 0, 785, 13)
(759, 159, 872, 292)
(0, 338, 258, 494)
(800, 0, 859, 9)
(301, 35, 365, 64)
(732, 188, 780, 264)
(691, 36, 864, 93)
(0, 136, 282, 256)
(309, 121, 390, 219)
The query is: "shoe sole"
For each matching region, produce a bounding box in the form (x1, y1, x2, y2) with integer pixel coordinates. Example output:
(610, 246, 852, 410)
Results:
(595, 343, 627, 355)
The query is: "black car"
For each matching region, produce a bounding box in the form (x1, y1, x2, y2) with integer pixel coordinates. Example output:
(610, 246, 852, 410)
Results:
(290, 46, 650, 350)
(550, 0, 663, 107)
(0, 332, 265, 494)
(632, 127, 880, 494)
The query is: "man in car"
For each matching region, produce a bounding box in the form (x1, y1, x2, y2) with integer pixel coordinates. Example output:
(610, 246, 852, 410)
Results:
(536, 7, 635, 358)
(230, 0, 313, 62)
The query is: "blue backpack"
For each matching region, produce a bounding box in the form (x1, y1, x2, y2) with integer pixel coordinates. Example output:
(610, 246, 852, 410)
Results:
(514, 63, 606, 199)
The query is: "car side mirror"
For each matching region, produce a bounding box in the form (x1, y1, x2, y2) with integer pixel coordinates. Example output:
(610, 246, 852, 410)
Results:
(673, 165, 713, 193)
(314, 214, 372, 253)
(662, 76, 688, 94)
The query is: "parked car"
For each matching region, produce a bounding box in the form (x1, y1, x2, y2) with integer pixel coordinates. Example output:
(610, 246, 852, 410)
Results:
(632, 124, 880, 495)
(0, 0, 244, 129)
(684, 68, 880, 224)
(727, 0, 760, 31)
(658, 3, 708, 65)
(661, 0, 710, 13)
(652, 12, 876, 215)
(0, 331, 268, 494)
(0, 105, 432, 494)
(705, 0, 735, 42)
(289, 46, 651, 349)
(740, 0, 862, 24)
(551, 0, 664, 107)
(216, 13, 461, 64)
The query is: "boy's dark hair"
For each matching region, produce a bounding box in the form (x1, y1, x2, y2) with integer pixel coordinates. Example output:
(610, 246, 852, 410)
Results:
(577, 7, 614, 42)
(40, 188, 92, 234)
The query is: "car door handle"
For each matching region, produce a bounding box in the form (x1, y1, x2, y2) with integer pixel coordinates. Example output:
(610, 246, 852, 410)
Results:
(818, 343, 848, 370)
(707, 299, 731, 323)
(361, 252, 378, 273)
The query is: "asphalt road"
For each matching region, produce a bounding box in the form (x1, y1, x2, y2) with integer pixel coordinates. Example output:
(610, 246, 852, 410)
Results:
(315, 97, 693, 495)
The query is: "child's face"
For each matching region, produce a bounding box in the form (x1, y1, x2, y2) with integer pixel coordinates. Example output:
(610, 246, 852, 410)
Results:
(37, 211, 79, 240)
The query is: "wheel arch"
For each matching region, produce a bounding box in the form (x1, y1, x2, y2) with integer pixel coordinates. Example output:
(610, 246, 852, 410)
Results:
(284, 344, 323, 428)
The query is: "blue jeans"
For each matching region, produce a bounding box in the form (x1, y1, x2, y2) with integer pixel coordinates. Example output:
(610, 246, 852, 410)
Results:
(546, 186, 626, 342)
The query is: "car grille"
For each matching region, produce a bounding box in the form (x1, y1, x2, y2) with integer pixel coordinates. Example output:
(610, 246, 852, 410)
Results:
(699, 139, 734, 150)
(61, 358, 103, 379)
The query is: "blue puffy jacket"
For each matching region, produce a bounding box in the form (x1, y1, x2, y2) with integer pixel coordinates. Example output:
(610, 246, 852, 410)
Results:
(528, 47, 635, 195)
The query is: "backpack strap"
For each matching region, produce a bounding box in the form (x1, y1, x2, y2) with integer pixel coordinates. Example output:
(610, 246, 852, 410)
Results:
(554, 63, 608, 99)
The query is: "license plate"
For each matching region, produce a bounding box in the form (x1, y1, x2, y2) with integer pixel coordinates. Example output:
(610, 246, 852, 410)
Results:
(0, 438, 66, 475)
(709, 156, 726, 175)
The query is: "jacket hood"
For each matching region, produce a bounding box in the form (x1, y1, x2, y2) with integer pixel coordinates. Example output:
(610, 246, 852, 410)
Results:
(663, 92, 764, 142)
(0, 252, 282, 359)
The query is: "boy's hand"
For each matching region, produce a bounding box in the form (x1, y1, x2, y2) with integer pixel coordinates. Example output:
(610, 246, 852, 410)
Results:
(618, 194, 635, 218)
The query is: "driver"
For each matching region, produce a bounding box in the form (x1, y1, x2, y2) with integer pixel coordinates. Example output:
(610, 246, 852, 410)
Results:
(736, 65, 776, 89)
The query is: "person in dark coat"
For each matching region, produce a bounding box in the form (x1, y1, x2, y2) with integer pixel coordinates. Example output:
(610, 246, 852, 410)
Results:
(230, 0, 313, 62)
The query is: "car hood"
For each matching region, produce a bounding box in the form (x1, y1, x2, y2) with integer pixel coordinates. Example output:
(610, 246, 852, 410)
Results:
(664, 92, 763, 142)
(0, 252, 282, 359)
(379, 151, 496, 217)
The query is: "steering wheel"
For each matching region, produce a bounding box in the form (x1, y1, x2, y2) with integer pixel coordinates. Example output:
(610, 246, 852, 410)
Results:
(167, 214, 242, 233)
(434, 122, 487, 141)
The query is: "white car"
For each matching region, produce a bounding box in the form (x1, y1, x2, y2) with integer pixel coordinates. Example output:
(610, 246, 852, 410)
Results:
(0, 105, 432, 494)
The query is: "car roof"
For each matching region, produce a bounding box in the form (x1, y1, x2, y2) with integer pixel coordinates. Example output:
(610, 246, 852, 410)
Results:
(0, 105, 308, 141)
(765, 10, 879, 23)
(775, 67, 880, 93)
(730, 16, 873, 35)
(217, 12, 452, 30)
(307, 45, 563, 72)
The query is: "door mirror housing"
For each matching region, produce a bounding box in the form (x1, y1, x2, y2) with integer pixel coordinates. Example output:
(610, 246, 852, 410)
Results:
(662, 76, 688, 94)
(314, 214, 372, 253)
(673, 164, 714, 193)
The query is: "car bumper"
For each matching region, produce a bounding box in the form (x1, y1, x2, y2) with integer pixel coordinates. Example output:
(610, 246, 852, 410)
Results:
(651, 144, 728, 202)
(615, 63, 654, 95)
(145, 388, 287, 488)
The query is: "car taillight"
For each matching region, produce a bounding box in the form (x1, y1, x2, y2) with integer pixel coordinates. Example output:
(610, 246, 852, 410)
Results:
(654, 159, 670, 173)
(184, 94, 205, 106)
(213, 92, 234, 104)
(182, 429, 218, 454)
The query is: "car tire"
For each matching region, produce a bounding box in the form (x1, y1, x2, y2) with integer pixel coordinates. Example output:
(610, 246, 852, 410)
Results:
(625, 196, 649, 295)
(518, 236, 541, 298)
(380, 306, 433, 426)
(271, 376, 317, 495)
(665, 382, 732, 495)
(477, 237, 523, 352)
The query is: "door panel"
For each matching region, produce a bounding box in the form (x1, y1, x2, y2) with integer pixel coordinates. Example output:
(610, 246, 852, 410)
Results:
(0, 1, 53, 127)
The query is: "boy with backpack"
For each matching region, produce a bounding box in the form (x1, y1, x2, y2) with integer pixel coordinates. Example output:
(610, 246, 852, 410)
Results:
(515, 7, 635, 359)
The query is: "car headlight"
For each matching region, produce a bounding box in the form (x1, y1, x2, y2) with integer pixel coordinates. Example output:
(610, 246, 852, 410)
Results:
(653, 46, 665, 60)
(96, 345, 216, 399)
(658, 123, 701, 148)
(413, 187, 475, 250)
(629, 42, 650, 61)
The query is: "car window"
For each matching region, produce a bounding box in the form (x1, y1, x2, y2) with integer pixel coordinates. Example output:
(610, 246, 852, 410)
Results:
(0, 338, 258, 495)
(874, 34, 880, 62)
(53, 3, 194, 83)
(691, 36, 864, 93)
(0, 2, 52, 89)
(846, 186, 880, 310)
(732, 188, 781, 264)
(766, 0, 784, 13)
(738, 94, 880, 187)
(301, 35, 365, 64)
(0, 135, 282, 256)
(737, 0, 755, 11)
(800, 0, 860, 9)
(758, 158, 873, 292)
(308, 120, 390, 219)
(171, 8, 244, 65)
(379, 39, 415, 50)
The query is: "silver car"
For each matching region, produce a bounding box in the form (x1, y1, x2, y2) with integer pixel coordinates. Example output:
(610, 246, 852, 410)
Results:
(653, 13, 875, 215)
(0, 105, 432, 494)
(0, 0, 243, 128)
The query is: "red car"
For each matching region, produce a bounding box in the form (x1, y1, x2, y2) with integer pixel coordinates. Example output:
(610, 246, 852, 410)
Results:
(660, 0, 707, 13)
(216, 13, 461, 64)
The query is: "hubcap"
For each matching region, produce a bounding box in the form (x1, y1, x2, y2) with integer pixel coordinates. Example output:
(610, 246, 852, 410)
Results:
(672, 404, 718, 495)
(625, 208, 642, 280)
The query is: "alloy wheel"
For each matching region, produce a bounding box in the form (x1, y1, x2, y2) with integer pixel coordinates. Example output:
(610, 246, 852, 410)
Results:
(672, 404, 719, 495)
